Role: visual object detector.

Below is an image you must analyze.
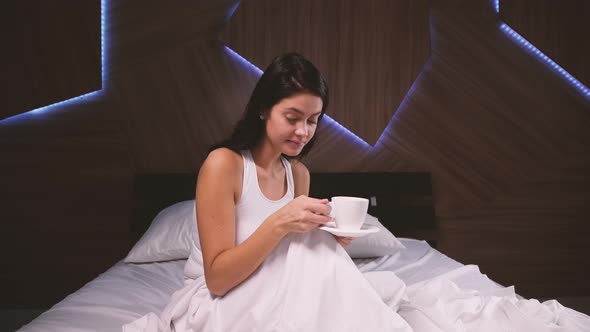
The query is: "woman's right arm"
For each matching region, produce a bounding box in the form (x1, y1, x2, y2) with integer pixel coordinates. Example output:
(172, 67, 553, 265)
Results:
(196, 149, 330, 297)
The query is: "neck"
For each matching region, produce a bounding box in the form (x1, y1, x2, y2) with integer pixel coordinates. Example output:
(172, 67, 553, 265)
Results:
(250, 144, 283, 173)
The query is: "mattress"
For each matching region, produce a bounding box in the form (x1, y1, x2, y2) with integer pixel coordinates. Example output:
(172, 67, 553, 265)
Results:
(19, 238, 474, 331)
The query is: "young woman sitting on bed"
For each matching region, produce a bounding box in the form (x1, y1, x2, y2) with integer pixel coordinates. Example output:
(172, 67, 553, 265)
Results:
(122, 53, 413, 331)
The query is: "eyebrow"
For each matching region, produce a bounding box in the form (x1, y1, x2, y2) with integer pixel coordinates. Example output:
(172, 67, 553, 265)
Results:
(287, 107, 322, 116)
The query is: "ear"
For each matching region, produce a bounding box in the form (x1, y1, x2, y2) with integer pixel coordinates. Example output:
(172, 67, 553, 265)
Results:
(259, 108, 271, 120)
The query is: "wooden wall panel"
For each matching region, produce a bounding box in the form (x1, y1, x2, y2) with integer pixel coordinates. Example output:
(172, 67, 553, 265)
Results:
(111, 40, 259, 172)
(106, 0, 240, 82)
(1, 0, 589, 309)
(222, 0, 430, 145)
(378, 1, 590, 297)
(500, 0, 590, 87)
(3, 1, 101, 120)
(0, 98, 132, 308)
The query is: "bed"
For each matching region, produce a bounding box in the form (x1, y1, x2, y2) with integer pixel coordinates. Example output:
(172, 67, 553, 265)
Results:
(19, 173, 589, 331)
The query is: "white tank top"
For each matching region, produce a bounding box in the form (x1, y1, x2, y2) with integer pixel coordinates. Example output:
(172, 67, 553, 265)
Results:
(235, 150, 295, 244)
(184, 150, 295, 280)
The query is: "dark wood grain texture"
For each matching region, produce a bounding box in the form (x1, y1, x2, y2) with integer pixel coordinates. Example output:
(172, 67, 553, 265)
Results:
(1, 0, 589, 308)
(221, 0, 431, 145)
(3, 1, 101, 120)
(501, 0, 590, 87)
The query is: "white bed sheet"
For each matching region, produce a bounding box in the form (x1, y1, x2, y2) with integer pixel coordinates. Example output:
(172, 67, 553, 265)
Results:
(18, 239, 502, 331)
(19, 260, 186, 332)
(355, 238, 507, 295)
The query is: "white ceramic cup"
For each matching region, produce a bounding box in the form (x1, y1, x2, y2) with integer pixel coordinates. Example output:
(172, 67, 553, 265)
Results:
(329, 196, 369, 230)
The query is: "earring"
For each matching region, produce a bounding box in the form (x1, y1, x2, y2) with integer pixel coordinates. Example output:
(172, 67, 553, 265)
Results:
(259, 114, 264, 120)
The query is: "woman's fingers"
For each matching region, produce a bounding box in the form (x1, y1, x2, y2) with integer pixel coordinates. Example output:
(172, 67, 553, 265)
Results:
(334, 235, 354, 247)
(305, 211, 332, 225)
(305, 198, 331, 216)
(279, 196, 333, 234)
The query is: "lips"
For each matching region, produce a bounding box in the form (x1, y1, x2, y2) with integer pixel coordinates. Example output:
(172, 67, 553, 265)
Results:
(287, 140, 305, 147)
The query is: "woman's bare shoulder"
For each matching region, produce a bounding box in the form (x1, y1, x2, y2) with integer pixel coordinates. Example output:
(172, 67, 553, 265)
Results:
(198, 148, 243, 201)
(203, 148, 242, 170)
(199, 148, 243, 183)
(290, 159, 310, 178)
(289, 159, 310, 196)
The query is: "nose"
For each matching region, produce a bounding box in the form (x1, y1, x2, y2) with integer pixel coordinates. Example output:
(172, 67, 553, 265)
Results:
(295, 122, 309, 137)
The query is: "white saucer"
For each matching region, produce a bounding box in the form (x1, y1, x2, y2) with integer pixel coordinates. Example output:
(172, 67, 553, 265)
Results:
(319, 221, 379, 238)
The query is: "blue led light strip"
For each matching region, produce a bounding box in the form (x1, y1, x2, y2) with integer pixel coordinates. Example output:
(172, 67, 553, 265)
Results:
(101, 0, 107, 88)
(493, 0, 500, 14)
(500, 24, 590, 98)
(500, 24, 590, 99)
(224, 46, 374, 149)
(495, 1, 590, 100)
(1, 1, 106, 124)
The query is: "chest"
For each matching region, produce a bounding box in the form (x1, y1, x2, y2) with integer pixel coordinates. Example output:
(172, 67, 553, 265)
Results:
(256, 168, 287, 201)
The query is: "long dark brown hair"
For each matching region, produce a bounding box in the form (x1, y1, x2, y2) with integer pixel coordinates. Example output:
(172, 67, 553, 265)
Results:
(210, 52, 329, 160)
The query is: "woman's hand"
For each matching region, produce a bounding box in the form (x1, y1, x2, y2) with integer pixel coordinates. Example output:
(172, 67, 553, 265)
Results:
(271, 195, 332, 236)
(333, 235, 354, 248)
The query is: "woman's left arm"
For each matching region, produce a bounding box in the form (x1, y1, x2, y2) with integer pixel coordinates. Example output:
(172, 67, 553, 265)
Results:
(291, 160, 311, 198)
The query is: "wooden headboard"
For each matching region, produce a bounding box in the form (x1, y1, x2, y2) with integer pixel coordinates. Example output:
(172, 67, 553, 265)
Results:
(132, 172, 437, 247)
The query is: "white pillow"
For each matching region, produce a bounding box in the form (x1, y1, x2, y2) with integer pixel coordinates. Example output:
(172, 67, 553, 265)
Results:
(125, 200, 196, 263)
(125, 200, 405, 263)
(344, 214, 406, 258)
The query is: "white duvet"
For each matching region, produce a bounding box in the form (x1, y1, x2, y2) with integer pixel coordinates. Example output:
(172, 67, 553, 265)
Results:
(399, 265, 589, 331)
(124, 230, 414, 332)
(123, 230, 589, 332)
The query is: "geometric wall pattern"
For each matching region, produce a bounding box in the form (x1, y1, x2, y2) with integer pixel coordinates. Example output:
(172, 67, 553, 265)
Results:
(222, 0, 431, 145)
(2, 1, 101, 121)
(496, 0, 590, 100)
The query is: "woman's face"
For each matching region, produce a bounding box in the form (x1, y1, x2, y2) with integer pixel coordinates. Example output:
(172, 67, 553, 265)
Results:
(263, 93, 323, 156)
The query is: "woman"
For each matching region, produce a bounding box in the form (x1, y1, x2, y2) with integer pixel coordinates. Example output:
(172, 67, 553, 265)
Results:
(197, 52, 352, 297)
(123, 53, 411, 332)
